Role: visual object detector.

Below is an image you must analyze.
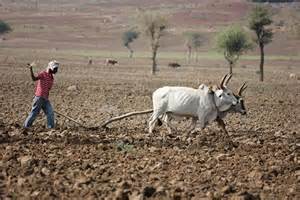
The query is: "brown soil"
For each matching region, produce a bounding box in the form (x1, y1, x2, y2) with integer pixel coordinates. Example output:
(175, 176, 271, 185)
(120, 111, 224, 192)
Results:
(0, 60, 299, 199)
(0, 0, 299, 199)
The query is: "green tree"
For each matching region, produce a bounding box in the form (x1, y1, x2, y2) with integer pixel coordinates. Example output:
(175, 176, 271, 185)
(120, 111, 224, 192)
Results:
(136, 10, 168, 75)
(248, 5, 273, 82)
(184, 32, 204, 63)
(0, 20, 12, 36)
(216, 25, 252, 74)
(122, 30, 139, 58)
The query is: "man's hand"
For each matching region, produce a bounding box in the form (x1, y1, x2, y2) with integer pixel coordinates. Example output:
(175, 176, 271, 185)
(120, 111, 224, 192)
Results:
(27, 63, 33, 69)
(27, 61, 36, 69)
(27, 62, 39, 81)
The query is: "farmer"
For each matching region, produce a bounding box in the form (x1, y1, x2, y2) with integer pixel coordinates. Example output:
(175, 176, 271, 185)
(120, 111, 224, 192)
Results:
(23, 60, 59, 130)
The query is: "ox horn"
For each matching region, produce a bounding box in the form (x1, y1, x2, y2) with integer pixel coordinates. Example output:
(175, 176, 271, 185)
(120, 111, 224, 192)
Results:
(220, 74, 228, 89)
(225, 73, 233, 86)
(238, 82, 247, 96)
(220, 73, 232, 88)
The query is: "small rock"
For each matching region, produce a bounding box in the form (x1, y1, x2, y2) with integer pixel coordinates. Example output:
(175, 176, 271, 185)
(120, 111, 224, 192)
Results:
(156, 186, 167, 197)
(274, 131, 282, 137)
(288, 187, 296, 194)
(67, 85, 79, 91)
(129, 191, 142, 200)
(0, 160, 4, 168)
(75, 175, 90, 185)
(215, 153, 228, 161)
(221, 185, 235, 194)
(289, 73, 297, 79)
(18, 155, 32, 167)
(115, 188, 130, 200)
(31, 190, 40, 197)
(295, 170, 300, 181)
(149, 146, 157, 153)
(17, 177, 26, 186)
(41, 167, 50, 176)
(207, 191, 221, 199)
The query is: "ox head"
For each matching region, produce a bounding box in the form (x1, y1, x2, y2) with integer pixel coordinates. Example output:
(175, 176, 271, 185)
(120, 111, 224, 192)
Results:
(232, 82, 247, 115)
(214, 74, 238, 112)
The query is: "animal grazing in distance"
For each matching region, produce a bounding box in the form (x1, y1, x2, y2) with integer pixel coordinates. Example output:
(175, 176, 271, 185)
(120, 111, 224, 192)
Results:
(105, 58, 118, 66)
(168, 62, 181, 68)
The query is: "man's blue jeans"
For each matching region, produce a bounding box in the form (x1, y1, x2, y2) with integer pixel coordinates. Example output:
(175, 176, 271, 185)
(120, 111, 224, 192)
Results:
(24, 96, 55, 128)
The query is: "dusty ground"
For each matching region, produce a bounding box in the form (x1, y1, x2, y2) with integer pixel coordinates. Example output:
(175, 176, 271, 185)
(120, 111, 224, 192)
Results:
(0, 0, 299, 199)
(0, 59, 299, 199)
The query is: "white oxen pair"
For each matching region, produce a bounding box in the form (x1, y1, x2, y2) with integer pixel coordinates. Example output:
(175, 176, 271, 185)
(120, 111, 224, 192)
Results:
(148, 74, 238, 138)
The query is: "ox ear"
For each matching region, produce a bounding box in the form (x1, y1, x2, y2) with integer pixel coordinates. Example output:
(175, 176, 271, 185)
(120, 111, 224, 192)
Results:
(211, 85, 219, 91)
(208, 86, 214, 94)
(198, 84, 206, 90)
(238, 82, 247, 96)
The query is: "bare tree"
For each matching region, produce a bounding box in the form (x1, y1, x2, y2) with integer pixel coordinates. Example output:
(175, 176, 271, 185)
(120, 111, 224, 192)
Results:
(35, 0, 39, 10)
(136, 10, 168, 75)
(184, 32, 204, 63)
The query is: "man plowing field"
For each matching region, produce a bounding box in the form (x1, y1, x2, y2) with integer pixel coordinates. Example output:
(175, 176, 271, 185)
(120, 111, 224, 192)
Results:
(23, 60, 59, 132)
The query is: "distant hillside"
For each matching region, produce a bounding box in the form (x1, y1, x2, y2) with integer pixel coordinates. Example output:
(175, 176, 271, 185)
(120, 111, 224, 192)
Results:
(0, 0, 300, 56)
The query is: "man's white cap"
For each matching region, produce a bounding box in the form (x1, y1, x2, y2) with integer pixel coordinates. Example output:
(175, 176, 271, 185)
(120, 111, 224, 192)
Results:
(47, 60, 59, 70)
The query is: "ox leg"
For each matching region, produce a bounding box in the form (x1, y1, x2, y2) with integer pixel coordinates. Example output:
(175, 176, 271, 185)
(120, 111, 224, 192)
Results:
(187, 117, 197, 135)
(161, 114, 176, 143)
(216, 117, 228, 135)
(183, 117, 197, 142)
(148, 111, 162, 135)
(197, 115, 207, 131)
(163, 114, 177, 135)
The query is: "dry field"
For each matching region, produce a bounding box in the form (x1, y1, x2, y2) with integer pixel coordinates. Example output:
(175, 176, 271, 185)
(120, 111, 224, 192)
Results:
(0, 59, 299, 199)
(0, 0, 300, 199)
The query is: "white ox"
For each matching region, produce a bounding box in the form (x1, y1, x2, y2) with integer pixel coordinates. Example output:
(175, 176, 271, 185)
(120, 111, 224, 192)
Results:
(166, 76, 248, 135)
(148, 74, 238, 138)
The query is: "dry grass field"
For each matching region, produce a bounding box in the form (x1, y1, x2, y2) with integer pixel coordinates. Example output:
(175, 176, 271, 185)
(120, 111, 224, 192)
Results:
(0, 0, 299, 199)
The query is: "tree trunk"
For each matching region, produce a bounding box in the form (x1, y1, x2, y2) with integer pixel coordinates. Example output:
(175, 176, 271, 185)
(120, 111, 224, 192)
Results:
(259, 43, 264, 82)
(195, 50, 199, 63)
(187, 47, 192, 64)
(36, 0, 39, 10)
(151, 49, 157, 75)
(229, 62, 233, 74)
(130, 50, 133, 58)
(126, 45, 133, 58)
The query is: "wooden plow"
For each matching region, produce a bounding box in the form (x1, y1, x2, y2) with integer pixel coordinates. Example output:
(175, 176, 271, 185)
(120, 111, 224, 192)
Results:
(54, 109, 153, 130)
